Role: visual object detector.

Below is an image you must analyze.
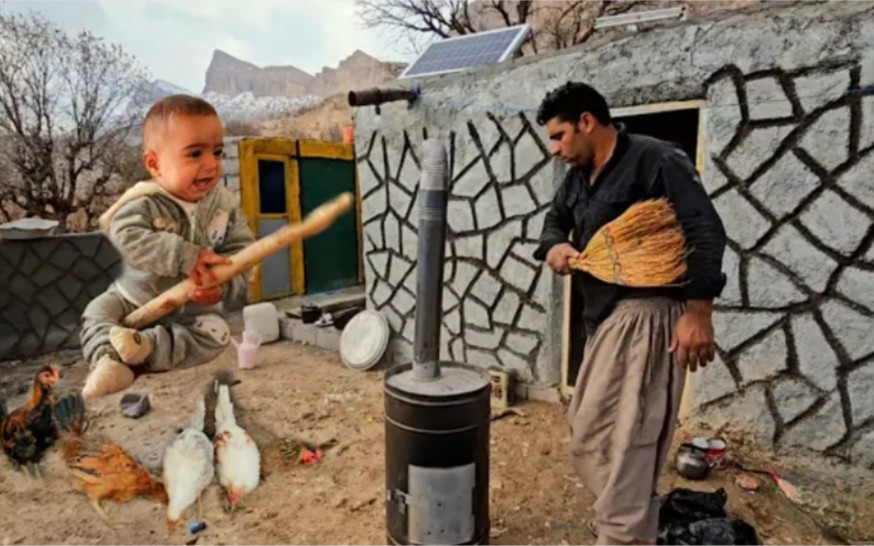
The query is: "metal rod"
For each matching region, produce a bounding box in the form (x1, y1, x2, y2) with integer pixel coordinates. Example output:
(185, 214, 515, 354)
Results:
(412, 139, 448, 381)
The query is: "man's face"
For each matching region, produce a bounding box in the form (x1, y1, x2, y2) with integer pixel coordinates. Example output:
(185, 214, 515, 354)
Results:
(143, 113, 224, 202)
(545, 112, 596, 167)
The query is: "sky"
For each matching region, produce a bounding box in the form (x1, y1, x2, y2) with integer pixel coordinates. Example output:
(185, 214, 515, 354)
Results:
(0, 0, 411, 92)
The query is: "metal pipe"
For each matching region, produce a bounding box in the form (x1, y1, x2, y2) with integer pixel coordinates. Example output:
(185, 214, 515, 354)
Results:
(347, 87, 415, 107)
(412, 138, 448, 381)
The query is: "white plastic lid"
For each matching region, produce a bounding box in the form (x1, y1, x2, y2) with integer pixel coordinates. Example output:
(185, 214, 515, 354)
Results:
(339, 309, 391, 371)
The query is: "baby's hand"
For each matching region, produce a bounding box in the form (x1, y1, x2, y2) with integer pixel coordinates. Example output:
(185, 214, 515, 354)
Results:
(189, 249, 231, 288)
(191, 284, 224, 306)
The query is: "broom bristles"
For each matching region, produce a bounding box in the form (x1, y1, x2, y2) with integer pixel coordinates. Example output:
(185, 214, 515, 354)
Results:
(569, 198, 688, 287)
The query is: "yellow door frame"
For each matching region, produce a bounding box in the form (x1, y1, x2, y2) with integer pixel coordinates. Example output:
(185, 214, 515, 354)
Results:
(239, 138, 304, 302)
(559, 100, 707, 412)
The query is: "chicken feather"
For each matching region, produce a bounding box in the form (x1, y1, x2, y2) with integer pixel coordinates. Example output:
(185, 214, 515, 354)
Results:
(163, 397, 215, 527)
(214, 384, 260, 510)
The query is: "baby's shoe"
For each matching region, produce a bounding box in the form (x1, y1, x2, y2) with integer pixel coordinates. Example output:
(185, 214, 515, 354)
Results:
(82, 355, 135, 401)
(109, 326, 152, 365)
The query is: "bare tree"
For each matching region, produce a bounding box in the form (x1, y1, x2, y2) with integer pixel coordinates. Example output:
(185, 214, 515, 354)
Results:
(0, 11, 149, 231)
(357, 1, 719, 56)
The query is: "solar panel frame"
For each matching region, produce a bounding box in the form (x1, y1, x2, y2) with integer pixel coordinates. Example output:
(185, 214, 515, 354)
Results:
(398, 24, 531, 80)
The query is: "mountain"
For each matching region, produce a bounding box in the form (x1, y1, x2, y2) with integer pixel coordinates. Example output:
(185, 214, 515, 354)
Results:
(203, 49, 404, 98)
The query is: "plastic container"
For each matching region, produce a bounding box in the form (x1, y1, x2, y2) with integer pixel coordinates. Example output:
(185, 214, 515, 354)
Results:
(231, 330, 262, 369)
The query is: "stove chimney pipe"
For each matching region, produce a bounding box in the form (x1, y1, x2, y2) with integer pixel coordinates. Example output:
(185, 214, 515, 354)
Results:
(412, 139, 448, 381)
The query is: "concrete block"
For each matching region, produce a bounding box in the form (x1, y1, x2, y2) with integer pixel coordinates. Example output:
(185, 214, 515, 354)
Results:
(315, 327, 341, 352)
(243, 302, 280, 344)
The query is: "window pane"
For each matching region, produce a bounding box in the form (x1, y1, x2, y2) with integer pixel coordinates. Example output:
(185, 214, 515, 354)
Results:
(258, 160, 286, 213)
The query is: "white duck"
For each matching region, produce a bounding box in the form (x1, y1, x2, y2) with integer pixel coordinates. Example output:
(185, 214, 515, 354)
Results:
(162, 398, 214, 528)
(214, 383, 260, 511)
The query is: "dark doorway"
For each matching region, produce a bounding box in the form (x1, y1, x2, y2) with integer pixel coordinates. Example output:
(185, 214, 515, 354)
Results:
(564, 106, 702, 392)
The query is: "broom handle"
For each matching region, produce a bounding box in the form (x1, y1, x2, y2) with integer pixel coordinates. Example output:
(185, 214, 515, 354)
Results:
(121, 192, 355, 329)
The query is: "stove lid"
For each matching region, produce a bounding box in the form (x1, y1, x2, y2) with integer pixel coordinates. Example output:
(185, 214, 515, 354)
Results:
(339, 309, 390, 371)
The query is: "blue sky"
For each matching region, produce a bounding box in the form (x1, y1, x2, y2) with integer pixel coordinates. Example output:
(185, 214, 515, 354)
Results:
(1, 0, 409, 92)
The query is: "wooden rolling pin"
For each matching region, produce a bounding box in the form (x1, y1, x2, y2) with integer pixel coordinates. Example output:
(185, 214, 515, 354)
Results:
(122, 192, 355, 329)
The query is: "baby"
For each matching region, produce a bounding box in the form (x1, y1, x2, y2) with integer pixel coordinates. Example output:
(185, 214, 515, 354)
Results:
(79, 94, 255, 401)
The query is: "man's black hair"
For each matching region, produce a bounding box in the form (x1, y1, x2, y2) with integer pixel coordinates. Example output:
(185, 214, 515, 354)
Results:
(536, 81, 612, 126)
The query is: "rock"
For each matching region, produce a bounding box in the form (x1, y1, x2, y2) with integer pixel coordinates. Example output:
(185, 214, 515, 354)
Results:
(712, 310, 781, 352)
(486, 220, 523, 268)
(506, 332, 539, 355)
(467, 348, 500, 369)
(793, 68, 851, 113)
(837, 152, 874, 209)
(464, 299, 491, 329)
(690, 353, 737, 406)
(501, 184, 537, 218)
(489, 141, 512, 182)
(398, 149, 420, 193)
(745, 76, 794, 120)
(862, 96, 874, 150)
(388, 182, 412, 222)
(120, 393, 151, 419)
(498, 349, 531, 380)
(493, 290, 521, 325)
(762, 224, 837, 292)
(850, 430, 874, 469)
(719, 246, 743, 306)
(726, 125, 794, 181)
(383, 213, 400, 253)
(387, 255, 413, 286)
(454, 234, 484, 261)
(736, 327, 787, 385)
(706, 75, 743, 156)
(472, 271, 502, 308)
(799, 189, 870, 256)
(401, 224, 417, 259)
(453, 158, 490, 197)
(442, 288, 460, 312)
(502, 255, 537, 294)
(467, 327, 504, 350)
(474, 186, 502, 230)
(371, 281, 392, 307)
(447, 199, 475, 233)
(695, 386, 776, 445)
(451, 262, 478, 296)
(847, 362, 874, 424)
(820, 299, 874, 361)
(745, 257, 807, 307)
(749, 151, 820, 219)
(702, 162, 730, 195)
(779, 393, 846, 452)
(519, 304, 545, 329)
(771, 378, 819, 423)
(361, 187, 386, 224)
(514, 131, 548, 180)
(800, 107, 851, 172)
(525, 209, 548, 240)
(713, 189, 771, 249)
(391, 289, 416, 316)
(836, 267, 874, 313)
(444, 308, 461, 335)
(368, 251, 389, 279)
(790, 313, 839, 391)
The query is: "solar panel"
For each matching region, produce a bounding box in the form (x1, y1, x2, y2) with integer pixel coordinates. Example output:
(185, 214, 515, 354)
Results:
(398, 24, 531, 80)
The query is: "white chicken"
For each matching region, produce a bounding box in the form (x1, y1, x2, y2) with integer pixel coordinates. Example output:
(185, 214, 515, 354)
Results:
(162, 398, 214, 528)
(214, 383, 260, 510)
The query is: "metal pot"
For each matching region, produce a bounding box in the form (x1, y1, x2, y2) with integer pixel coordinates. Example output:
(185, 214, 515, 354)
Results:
(676, 443, 710, 480)
(301, 305, 321, 324)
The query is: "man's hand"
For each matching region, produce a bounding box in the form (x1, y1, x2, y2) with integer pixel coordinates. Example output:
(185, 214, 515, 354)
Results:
(189, 249, 231, 288)
(546, 243, 579, 276)
(191, 284, 224, 306)
(670, 300, 716, 372)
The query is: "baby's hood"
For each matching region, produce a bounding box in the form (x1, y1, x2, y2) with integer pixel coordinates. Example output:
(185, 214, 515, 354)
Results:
(97, 180, 162, 233)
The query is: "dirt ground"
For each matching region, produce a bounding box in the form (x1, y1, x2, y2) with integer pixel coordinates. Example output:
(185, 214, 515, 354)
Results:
(2, 340, 874, 545)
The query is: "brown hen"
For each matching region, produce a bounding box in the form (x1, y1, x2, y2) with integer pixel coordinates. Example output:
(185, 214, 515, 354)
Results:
(52, 393, 168, 519)
(0, 365, 61, 477)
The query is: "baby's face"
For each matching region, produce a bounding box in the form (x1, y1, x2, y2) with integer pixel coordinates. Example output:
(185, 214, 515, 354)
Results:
(144, 113, 224, 202)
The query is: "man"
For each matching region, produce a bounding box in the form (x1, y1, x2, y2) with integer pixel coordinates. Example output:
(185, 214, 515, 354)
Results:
(533, 82, 727, 545)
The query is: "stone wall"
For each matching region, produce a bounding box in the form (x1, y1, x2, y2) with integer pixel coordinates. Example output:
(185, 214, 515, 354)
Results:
(353, 1, 874, 464)
(0, 233, 121, 361)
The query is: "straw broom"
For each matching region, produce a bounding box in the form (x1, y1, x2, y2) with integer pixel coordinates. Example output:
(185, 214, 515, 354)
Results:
(121, 192, 355, 329)
(568, 198, 688, 287)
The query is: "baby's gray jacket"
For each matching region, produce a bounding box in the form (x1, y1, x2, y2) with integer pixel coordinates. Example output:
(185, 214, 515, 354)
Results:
(100, 181, 255, 313)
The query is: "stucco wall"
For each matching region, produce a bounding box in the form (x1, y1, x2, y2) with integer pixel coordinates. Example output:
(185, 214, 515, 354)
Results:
(353, 1, 874, 464)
